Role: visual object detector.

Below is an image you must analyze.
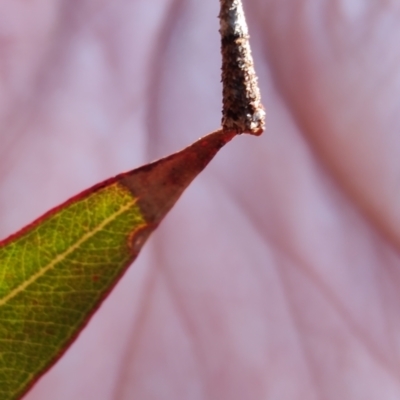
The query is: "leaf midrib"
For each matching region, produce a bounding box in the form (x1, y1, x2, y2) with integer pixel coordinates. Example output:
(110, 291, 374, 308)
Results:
(0, 198, 138, 307)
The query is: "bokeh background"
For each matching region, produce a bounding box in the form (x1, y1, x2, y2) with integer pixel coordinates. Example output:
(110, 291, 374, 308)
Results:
(1, 0, 400, 399)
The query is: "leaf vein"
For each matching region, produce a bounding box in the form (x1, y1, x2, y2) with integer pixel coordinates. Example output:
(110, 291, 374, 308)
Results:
(0, 198, 138, 307)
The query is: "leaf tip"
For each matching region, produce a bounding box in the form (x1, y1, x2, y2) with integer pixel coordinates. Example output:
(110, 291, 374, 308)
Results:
(119, 129, 235, 226)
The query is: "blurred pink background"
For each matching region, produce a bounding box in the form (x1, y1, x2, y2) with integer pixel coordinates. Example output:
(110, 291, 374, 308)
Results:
(1, 0, 400, 399)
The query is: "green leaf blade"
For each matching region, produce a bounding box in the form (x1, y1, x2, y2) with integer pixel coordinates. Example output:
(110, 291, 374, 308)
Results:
(0, 129, 235, 400)
(0, 183, 145, 399)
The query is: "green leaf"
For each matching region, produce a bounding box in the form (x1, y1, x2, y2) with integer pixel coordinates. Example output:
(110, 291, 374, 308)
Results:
(0, 129, 235, 400)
